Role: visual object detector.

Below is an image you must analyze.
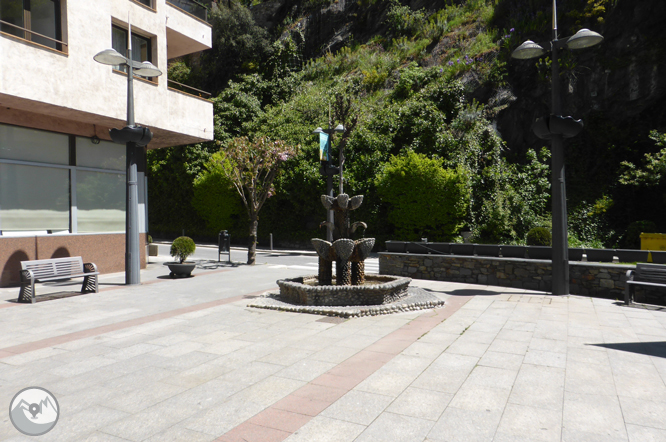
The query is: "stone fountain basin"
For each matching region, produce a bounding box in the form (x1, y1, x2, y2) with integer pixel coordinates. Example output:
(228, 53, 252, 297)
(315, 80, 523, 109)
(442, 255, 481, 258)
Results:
(277, 275, 412, 306)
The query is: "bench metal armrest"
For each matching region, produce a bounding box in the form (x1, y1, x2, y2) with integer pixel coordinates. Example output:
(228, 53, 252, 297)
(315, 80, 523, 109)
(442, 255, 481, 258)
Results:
(624, 269, 636, 305)
(82, 262, 99, 293)
(18, 269, 36, 303)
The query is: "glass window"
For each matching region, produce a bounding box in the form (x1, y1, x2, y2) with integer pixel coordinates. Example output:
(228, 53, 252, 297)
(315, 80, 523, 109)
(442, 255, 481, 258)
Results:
(0, 163, 70, 231)
(0, 123, 69, 165)
(0, 0, 63, 50)
(76, 171, 125, 232)
(135, 0, 153, 7)
(76, 137, 125, 171)
(111, 25, 152, 75)
(0, 0, 24, 39)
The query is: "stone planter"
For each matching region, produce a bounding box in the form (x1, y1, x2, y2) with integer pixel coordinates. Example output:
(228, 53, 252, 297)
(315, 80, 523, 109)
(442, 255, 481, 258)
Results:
(476, 244, 500, 257)
(569, 248, 585, 261)
(450, 243, 475, 256)
(616, 249, 649, 263)
(148, 244, 158, 256)
(527, 246, 552, 260)
(501, 245, 526, 258)
(164, 262, 196, 278)
(651, 251, 666, 264)
(385, 241, 406, 253)
(586, 249, 616, 262)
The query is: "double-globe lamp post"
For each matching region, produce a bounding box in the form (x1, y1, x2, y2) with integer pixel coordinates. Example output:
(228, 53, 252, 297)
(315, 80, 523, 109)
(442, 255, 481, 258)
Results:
(94, 26, 162, 285)
(511, 0, 603, 296)
(313, 124, 344, 242)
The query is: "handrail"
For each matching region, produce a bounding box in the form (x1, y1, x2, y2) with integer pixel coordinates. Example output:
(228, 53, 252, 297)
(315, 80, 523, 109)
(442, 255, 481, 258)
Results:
(166, 0, 209, 22)
(0, 20, 67, 47)
(168, 79, 211, 98)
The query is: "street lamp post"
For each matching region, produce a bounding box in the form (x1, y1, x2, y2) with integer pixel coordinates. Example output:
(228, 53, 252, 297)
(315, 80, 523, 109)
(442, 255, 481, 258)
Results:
(512, 0, 603, 296)
(313, 124, 344, 242)
(94, 24, 162, 285)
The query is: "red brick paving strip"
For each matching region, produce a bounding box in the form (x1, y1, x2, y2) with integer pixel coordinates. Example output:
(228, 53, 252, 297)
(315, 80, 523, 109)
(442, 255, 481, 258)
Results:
(0, 288, 270, 359)
(215, 295, 474, 442)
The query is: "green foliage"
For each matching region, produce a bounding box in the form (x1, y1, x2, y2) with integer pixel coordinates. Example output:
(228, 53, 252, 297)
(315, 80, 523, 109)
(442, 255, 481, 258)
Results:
(170, 236, 196, 263)
(619, 131, 666, 187)
(195, 2, 273, 95)
(375, 151, 470, 241)
(621, 220, 657, 249)
(147, 235, 153, 244)
(526, 227, 552, 246)
(167, 60, 191, 85)
(147, 144, 216, 238)
(192, 152, 247, 238)
(568, 200, 616, 248)
(385, 0, 426, 38)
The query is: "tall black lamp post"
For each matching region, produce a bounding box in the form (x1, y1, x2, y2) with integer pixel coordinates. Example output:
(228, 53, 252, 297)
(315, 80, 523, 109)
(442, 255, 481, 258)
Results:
(94, 26, 162, 285)
(313, 124, 344, 241)
(511, 0, 603, 295)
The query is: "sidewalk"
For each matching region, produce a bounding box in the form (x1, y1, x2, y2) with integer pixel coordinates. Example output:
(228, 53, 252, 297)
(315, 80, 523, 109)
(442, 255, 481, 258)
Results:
(1, 256, 665, 441)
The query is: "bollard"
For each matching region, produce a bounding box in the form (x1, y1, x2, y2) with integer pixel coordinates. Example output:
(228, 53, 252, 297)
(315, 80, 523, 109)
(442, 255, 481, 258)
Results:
(270, 233, 273, 251)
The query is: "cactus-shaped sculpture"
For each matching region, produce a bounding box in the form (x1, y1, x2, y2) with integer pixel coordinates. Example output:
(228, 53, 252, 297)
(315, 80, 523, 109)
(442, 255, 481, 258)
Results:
(312, 194, 375, 286)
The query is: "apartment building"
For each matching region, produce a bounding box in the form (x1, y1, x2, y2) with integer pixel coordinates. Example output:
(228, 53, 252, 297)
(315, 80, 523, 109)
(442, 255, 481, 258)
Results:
(0, 0, 214, 286)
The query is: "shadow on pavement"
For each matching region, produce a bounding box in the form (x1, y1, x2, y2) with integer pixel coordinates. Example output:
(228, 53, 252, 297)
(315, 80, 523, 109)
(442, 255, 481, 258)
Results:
(590, 342, 666, 358)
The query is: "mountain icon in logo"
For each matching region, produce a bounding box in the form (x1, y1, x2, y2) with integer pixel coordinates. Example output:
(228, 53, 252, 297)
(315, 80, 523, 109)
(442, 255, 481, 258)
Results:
(9, 387, 60, 436)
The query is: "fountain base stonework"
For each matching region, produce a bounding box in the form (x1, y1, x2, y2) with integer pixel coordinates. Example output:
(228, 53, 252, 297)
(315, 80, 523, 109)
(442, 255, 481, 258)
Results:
(248, 285, 446, 318)
(277, 275, 411, 306)
(248, 193, 446, 317)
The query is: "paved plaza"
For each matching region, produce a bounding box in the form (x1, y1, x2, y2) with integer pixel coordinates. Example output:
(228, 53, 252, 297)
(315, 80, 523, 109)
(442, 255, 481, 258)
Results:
(1, 249, 666, 441)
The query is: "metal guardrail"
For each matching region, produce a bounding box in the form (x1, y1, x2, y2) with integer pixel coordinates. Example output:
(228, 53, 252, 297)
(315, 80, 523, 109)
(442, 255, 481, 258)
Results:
(167, 80, 211, 98)
(166, 0, 209, 22)
(0, 20, 67, 48)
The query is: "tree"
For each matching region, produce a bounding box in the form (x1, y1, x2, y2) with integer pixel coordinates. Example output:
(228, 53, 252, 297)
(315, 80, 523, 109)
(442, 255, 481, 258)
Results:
(215, 136, 299, 264)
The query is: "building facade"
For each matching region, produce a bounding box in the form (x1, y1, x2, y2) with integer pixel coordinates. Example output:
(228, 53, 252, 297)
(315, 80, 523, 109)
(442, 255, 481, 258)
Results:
(0, 0, 214, 286)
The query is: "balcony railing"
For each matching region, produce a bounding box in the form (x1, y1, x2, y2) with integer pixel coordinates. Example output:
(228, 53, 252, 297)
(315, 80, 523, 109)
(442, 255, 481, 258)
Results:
(168, 79, 211, 99)
(166, 0, 210, 22)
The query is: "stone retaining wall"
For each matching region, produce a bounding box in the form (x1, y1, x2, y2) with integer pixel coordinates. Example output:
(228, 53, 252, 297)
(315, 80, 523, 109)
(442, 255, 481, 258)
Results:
(379, 253, 632, 300)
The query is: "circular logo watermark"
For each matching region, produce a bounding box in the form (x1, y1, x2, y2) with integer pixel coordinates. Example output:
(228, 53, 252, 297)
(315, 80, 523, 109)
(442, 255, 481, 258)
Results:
(9, 387, 60, 436)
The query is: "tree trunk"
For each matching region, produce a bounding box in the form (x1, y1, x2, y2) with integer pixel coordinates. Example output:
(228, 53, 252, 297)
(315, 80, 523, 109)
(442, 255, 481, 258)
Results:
(248, 214, 258, 265)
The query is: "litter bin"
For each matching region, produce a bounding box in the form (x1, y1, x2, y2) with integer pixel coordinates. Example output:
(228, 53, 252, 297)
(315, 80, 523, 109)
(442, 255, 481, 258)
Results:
(218, 230, 231, 263)
(641, 233, 666, 251)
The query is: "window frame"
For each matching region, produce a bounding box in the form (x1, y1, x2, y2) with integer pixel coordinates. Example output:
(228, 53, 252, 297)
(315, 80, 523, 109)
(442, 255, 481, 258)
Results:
(111, 23, 157, 83)
(0, 123, 136, 235)
(0, 0, 67, 53)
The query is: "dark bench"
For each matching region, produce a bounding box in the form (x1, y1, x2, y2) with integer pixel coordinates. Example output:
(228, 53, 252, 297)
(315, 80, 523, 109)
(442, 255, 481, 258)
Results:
(624, 263, 666, 305)
(19, 257, 99, 303)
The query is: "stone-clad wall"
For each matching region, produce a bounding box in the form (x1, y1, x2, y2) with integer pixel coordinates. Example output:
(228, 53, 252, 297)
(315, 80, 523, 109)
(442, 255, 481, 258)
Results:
(379, 253, 632, 300)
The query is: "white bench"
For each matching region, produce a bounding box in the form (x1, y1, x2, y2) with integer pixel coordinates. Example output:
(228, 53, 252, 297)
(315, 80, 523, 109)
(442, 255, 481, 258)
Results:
(19, 257, 99, 303)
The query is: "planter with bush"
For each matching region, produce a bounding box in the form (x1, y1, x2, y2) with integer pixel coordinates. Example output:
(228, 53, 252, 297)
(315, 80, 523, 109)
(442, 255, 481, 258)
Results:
(165, 236, 197, 278)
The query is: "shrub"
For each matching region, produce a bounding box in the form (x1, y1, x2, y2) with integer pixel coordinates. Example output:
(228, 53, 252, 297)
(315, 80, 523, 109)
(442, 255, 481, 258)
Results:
(622, 220, 657, 249)
(170, 236, 196, 263)
(526, 227, 552, 246)
(375, 151, 470, 241)
(147, 235, 153, 244)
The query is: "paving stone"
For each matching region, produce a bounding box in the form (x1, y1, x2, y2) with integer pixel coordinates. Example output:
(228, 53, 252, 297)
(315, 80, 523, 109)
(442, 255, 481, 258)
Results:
(355, 412, 434, 442)
(495, 403, 561, 442)
(427, 407, 502, 442)
(320, 390, 394, 425)
(386, 387, 453, 421)
(563, 392, 628, 438)
(283, 416, 365, 442)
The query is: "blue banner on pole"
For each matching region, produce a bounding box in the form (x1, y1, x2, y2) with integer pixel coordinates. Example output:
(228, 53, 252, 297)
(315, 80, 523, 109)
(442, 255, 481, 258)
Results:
(319, 133, 330, 161)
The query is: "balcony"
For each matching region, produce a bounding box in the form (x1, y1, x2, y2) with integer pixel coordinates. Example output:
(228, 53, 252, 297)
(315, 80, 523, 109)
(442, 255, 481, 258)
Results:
(166, 0, 211, 22)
